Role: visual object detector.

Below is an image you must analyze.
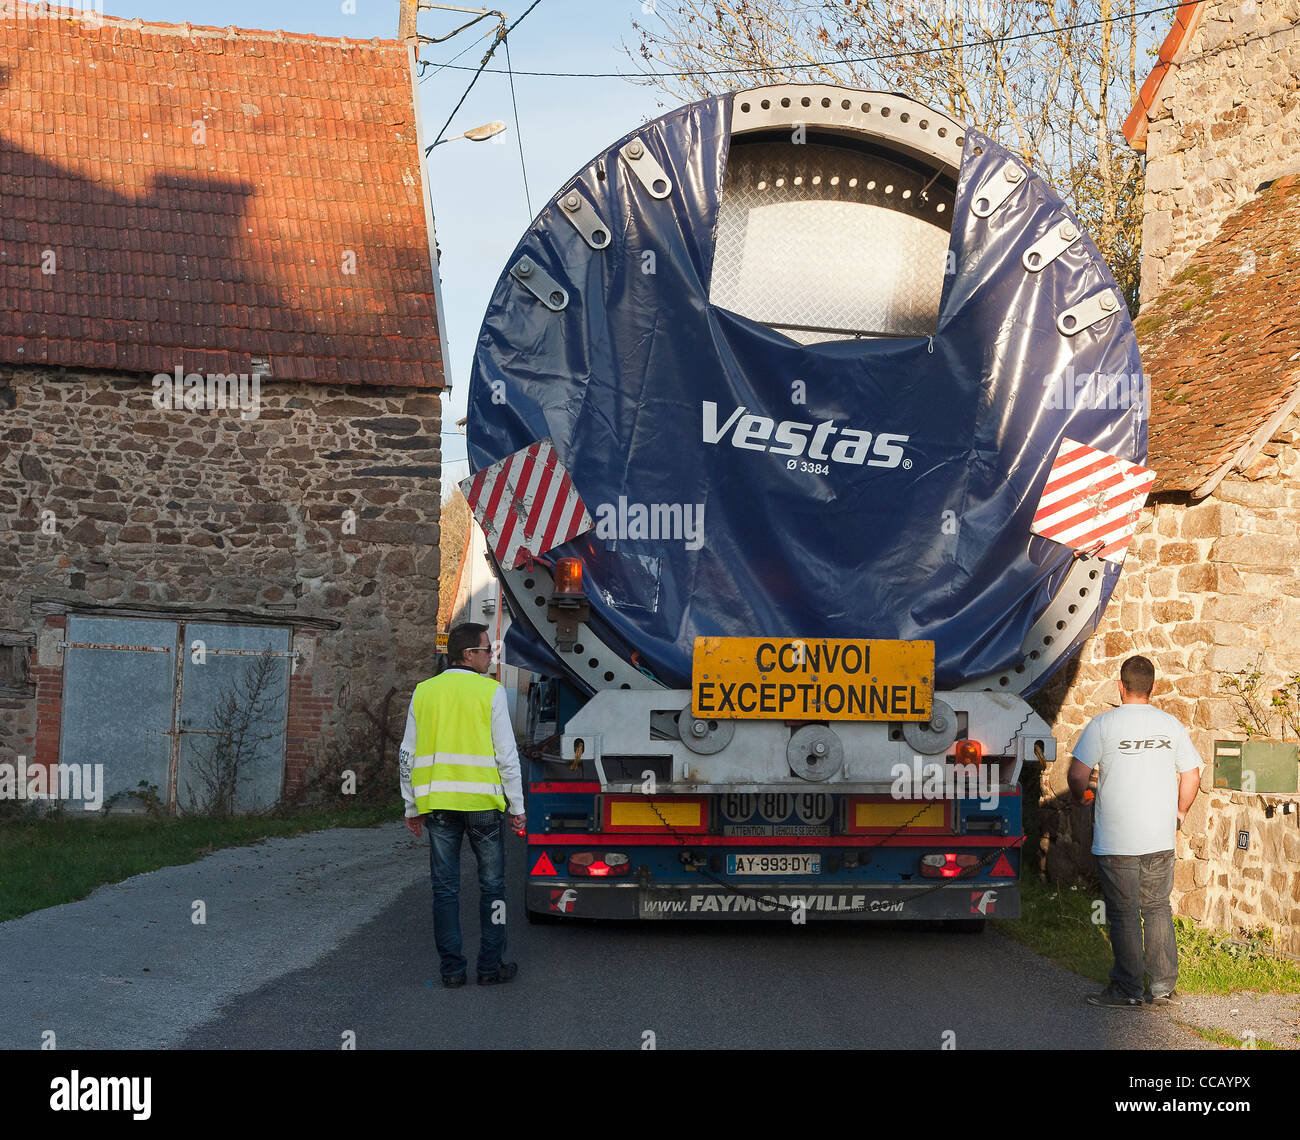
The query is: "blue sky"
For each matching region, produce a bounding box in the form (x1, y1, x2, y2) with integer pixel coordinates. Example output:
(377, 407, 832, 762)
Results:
(100, 0, 671, 491)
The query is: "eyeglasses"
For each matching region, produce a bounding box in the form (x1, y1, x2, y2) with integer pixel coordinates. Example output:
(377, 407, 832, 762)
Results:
(464, 646, 491, 654)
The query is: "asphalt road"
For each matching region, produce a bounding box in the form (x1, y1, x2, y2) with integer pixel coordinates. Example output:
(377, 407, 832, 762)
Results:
(0, 823, 1212, 1050)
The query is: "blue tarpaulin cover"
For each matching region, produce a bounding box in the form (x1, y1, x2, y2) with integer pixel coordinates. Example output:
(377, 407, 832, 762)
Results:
(467, 92, 1146, 695)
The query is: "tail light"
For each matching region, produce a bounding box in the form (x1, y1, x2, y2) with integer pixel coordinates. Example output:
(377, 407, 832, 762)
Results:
(553, 557, 584, 595)
(568, 852, 630, 877)
(920, 852, 980, 878)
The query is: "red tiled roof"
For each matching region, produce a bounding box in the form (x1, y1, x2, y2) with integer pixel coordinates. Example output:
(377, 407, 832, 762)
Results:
(1142, 176, 1300, 496)
(0, 2, 444, 387)
(1123, 1, 1206, 152)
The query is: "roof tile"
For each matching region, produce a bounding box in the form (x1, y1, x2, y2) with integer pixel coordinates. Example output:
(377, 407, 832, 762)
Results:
(1141, 178, 1300, 494)
(0, 2, 443, 388)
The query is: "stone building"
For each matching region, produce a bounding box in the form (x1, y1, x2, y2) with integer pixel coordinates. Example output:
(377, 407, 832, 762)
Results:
(1037, 0, 1300, 955)
(0, 5, 448, 811)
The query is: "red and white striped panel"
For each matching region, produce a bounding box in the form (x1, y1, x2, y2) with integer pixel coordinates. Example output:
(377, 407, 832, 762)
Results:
(460, 439, 593, 570)
(1031, 439, 1156, 564)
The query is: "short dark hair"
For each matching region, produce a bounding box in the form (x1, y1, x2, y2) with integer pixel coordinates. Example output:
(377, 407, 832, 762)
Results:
(1120, 655, 1155, 696)
(447, 622, 489, 664)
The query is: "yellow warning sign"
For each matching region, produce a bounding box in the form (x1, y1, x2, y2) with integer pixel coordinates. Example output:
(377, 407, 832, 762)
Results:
(691, 637, 934, 721)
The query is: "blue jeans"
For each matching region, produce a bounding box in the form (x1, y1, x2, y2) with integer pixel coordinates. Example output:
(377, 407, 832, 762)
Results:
(427, 809, 507, 979)
(1095, 850, 1178, 1000)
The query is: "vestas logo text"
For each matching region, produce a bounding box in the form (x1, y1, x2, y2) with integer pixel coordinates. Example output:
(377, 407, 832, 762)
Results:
(702, 402, 909, 468)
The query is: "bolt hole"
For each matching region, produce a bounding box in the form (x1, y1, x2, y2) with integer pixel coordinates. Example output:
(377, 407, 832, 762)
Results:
(523, 577, 535, 589)
(652, 179, 668, 194)
(588, 657, 599, 668)
(900, 112, 910, 123)
(1056, 620, 1067, 630)
(1028, 252, 1041, 268)
(821, 97, 831, 108)
(549, 291, 565, 307)
(604, 671, 615, 682)
(780, 97, 791, 108)
(973, 144, 982, 155)
(957, 135, 965, 146)
(760, 99, 770, 109)
(800, 96, 811, 107)
(920, 119, 929, 129)
(976, 197, 990, 213)
(592, 229, 607, 244)
(740, 102, 751, 113)
(841, 99, 851, 110)
(937, 127, 947, 137)
(881, 106, 890, 117)
(620, 683, 631, 690)
(861, 102, 870, 112)
(534, 596, 545, 606)
(1063, 314, 1078, 330)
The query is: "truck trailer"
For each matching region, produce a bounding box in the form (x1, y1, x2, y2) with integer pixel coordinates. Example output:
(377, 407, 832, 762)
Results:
(460, 83, 1148, 926)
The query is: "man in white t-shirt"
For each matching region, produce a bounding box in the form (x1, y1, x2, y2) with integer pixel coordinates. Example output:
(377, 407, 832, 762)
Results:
(1068, 655, 1203, 1009)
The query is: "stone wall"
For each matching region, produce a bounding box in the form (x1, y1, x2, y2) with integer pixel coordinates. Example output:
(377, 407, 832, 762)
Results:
(1036, 411, 1300, 954)
(1139, 0, 1300, 303)
(0, 366, 443, 802)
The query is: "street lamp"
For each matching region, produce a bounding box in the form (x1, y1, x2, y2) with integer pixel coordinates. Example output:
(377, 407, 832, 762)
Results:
(428, 121, 507, 150)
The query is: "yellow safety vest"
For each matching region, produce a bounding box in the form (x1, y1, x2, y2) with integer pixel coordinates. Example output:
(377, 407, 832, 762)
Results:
(410, 670, 506, 814)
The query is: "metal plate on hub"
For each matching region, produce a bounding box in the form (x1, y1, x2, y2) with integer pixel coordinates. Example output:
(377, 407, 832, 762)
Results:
(902, 698, 959, 755)
(787, 725, 844, 782)
(677, 708, 736, 755)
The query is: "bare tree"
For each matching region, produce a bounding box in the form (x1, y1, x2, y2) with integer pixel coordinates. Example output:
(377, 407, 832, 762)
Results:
(186, 649, 284, 817)
(438, 487, 471, 629)
(628, 0, 1168, 311)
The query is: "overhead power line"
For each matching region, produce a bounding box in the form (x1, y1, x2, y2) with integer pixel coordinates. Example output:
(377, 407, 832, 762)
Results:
(426, 0, 544, 151)
(423, 1, 1187, 80)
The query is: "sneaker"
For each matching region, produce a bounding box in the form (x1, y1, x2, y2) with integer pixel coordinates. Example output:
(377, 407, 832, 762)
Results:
(441, 973, 467, 988)
(1086, 984, 1144, 1008)
(477, 962, 519, 986)
(1147, 990, 1178, 1007)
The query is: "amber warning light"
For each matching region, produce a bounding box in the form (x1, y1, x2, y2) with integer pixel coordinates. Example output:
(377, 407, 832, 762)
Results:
(553, 557, 584, 595)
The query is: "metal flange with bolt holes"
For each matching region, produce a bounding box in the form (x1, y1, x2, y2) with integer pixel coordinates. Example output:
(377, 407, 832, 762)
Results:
(787, 725, 844, 782)
(676, 708, 736, 755)
(509, 256, 569, 311)
(559, 191, 611, 250)
(957, 556, 1105, 694)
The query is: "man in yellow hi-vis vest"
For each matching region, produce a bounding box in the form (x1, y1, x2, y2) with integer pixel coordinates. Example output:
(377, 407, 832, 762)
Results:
(400, 622, 525, 987)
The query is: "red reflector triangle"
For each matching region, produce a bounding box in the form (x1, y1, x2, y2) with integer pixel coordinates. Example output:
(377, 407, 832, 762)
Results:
(531, 852, 557, 876)
(991, 853, 1015, 877)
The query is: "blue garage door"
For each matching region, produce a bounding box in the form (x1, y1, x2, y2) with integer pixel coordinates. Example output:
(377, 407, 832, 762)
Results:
(59, 616, 291, 813)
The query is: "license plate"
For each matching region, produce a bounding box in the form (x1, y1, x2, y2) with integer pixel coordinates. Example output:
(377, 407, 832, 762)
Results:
(692, 637, 933, 721)
(727, 854, 821, 875)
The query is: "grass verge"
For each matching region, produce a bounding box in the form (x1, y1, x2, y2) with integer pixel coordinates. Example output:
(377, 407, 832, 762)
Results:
(0, 804, 397, 923)
(1178, 1024, 1280, 1050)
(995, 873, 1300, 995)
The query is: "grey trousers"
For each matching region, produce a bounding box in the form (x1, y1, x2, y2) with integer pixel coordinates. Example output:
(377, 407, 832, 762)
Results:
(1095, 850, 1178, 999)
